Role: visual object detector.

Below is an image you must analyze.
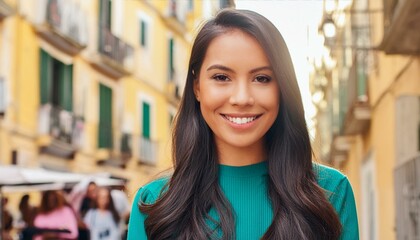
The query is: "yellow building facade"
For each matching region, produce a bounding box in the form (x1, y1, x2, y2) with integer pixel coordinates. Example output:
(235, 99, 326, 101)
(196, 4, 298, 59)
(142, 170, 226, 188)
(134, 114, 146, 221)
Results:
(0, 0, 234, 208)
(313, 0, 420, 239)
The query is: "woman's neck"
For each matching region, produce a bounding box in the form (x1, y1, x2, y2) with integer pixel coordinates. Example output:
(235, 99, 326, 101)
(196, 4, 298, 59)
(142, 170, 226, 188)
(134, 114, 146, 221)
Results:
(217, 142, 266, 166)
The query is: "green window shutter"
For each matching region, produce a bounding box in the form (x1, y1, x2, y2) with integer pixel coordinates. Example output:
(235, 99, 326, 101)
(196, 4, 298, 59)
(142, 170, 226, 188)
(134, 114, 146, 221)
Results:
(98, 84, 113, 148)
(338, 80, 348, 133)
(59, 64, 73, 112)
(357, 62, 366, 97)
(107, 0, 112, 29)
(168, 38, 174, 81)
(99, 0, 111, 28)
(40, 49, 52, 104)
(140, 20, 146, 47)
(142, 102, 150, 139)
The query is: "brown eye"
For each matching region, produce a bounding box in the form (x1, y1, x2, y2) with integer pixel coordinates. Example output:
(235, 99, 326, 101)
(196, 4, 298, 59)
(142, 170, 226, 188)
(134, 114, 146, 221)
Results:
(212, 74, 230, 82)
(255, 75, 272, 83)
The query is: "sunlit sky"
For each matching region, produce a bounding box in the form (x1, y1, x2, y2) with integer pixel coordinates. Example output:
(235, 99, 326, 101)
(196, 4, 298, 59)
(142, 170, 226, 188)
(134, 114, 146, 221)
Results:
(235, 0, 325, 134)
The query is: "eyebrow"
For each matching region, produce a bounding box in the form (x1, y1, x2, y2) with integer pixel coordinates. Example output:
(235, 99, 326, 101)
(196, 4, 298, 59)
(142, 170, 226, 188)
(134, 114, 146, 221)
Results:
(207, 64, 234, 72)
(206, 64, 273, 74)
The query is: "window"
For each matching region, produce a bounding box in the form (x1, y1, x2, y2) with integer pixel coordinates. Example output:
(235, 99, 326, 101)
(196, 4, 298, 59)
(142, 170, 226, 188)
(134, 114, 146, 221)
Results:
(98, 83, 113, 148)
(39, 49, 73, 111)
(139, 97, 156, 165)
(168, 37, 174, 81)
(169, 0, 177, 18)
(361, 155, 377, 240)
(188, 0, 194, 11)
(138, 13, 152, 51)
(394, 157, 418, 240)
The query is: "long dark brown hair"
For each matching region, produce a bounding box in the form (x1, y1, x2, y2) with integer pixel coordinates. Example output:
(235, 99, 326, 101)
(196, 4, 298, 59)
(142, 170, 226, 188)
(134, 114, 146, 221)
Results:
(39, 190, 66, 214)
(140, 9, 342, 239)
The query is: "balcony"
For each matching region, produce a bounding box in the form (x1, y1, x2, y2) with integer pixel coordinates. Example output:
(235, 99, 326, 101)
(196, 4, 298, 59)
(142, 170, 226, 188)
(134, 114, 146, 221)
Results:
(34, 0, 88, 55)
(97, 133, 132, 168)
(138, 136, 158, 165)
(38, 104, 84, 159)
(342, 56, 371, 135)
(330, 135, 353, 165)
(343, 100, 371, 135)
(0, 0, 14, 20)
(380, 0, 420, 54)
(154, 0, 187, 36)
(89, 27, 134, 79)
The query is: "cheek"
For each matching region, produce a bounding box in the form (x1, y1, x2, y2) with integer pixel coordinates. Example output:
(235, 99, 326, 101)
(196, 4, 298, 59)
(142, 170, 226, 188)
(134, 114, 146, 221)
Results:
(199, 84, 228, 109)
(259, 88, 280, 109)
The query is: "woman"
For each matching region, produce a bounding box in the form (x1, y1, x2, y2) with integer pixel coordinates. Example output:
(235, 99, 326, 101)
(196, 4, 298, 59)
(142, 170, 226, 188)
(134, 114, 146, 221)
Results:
(33, 190, 78, 240)
(128, 9, 359, 240)
(18, 194, 37, 227)
(83, 187, 120, 240)
(80, 181, 98, 218)
(2, 197, 13, 240)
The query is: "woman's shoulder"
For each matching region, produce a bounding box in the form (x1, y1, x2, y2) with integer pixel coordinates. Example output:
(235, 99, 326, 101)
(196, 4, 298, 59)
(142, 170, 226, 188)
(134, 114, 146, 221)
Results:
(312, 162, 350, 193)
(60, 206, 76, 215)
(133, 176, 170, 205)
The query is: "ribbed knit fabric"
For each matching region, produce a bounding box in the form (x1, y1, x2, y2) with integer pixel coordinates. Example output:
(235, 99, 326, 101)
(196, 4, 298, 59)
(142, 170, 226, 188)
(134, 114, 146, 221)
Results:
(127, 162, 359, 240)
(217, 162, 272, 239)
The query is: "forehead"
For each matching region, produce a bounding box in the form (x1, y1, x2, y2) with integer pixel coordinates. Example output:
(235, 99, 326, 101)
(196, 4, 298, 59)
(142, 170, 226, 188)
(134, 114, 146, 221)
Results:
(202, 29, 270, 69)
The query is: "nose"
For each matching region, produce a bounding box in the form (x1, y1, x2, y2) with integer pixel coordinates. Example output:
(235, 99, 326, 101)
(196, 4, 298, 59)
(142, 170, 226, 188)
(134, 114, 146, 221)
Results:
(229, 81, 255, 106)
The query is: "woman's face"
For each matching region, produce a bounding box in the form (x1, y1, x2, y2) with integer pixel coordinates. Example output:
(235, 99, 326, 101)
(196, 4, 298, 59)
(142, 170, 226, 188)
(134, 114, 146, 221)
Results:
(97, 188, 109, 210)
(87, 183, 97, 199)
(194, 29, 279, 153)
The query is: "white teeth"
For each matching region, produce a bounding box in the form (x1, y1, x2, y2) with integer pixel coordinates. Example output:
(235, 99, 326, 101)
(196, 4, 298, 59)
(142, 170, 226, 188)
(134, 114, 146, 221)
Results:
(226, 116, 257, 125)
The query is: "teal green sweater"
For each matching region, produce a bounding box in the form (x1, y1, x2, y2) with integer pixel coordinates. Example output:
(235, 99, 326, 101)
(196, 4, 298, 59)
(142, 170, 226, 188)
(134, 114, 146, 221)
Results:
(127, 162, 359, 239)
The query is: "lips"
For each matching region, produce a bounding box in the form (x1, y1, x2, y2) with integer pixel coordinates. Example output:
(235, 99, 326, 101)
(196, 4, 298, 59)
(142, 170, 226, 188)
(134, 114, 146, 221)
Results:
(221, 114, 262, 125)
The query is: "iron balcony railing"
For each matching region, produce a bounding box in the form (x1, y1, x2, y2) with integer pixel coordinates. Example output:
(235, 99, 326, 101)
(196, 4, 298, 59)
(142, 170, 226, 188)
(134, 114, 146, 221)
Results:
(139, 136, 158, 165)
(38, 103, 84, 147)
(97, 132, 132, 168)
(45, 0, 88, 46)
(98, 27, 134, 69)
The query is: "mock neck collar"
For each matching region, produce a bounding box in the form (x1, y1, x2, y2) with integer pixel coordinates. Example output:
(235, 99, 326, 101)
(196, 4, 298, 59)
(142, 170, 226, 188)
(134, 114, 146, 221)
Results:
(219, 161, 268, 177)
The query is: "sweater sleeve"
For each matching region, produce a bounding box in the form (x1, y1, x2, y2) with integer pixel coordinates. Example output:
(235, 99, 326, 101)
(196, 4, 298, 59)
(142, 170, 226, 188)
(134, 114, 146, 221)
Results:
(330, 176, 360, 240)
(127, 187, 149, 239)
(127, 178, 168, 240)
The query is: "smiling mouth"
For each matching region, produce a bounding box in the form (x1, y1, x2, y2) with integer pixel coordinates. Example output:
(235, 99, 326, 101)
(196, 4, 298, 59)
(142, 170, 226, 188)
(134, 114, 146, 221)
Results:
(222, 114, 262, 125)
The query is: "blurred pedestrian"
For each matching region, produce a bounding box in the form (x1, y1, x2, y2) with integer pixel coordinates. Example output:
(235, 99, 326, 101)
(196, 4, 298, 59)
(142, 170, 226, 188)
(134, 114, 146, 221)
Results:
(33, 190, 78, 240)
(110, 186, 130, 239)
(18, 194, 37, 227)
(2, 197, 13, 240)
(84, 187, 120, 240)
(80, 181, 98, 218)
(128, 8, 359, 240)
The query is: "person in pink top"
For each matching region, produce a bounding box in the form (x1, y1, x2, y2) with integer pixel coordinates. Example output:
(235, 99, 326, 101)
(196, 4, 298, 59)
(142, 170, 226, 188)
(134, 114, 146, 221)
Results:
(33, 190, 78, 240)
